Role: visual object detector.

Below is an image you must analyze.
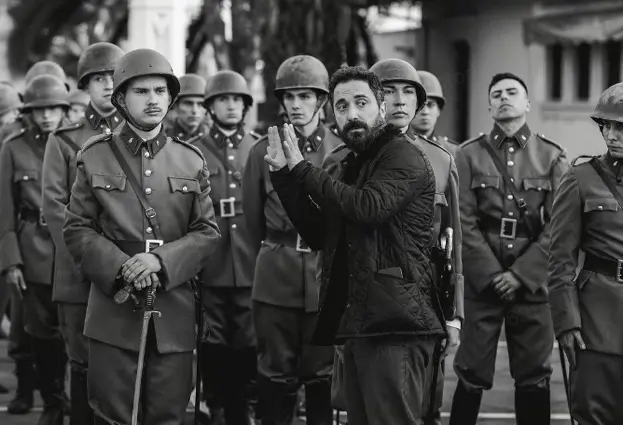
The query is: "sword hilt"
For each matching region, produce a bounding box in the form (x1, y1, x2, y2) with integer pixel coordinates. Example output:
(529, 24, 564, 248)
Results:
(145, 286, 156, 310)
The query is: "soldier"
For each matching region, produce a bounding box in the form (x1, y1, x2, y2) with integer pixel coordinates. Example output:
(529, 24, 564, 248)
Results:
(548, 83, 623, 424)
(448, 73, 568, 425)
(167, 73, 209, 142)
(63, 48, 220, 425)
(192, 70, 259, 425)
(410, 70, 459, 156)
(67, 89, 90, 123)
(242, 55, 341, 425)
(41, 41, 124, 425)
(368, 59, 464, 425)
(0, 74, 71, 425)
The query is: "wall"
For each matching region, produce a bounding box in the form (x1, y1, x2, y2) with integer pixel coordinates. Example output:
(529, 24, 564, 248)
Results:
(422, 0, 607, 159)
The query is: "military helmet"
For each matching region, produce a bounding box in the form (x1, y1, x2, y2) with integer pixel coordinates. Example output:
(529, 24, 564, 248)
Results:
(369, 59, 427, 113)
(592, 82, 623, 124)
(111, 49, 180, 102)
(0, 84, 23, 116)
(77, 42, 124, 89)
(179, 73, 207, 98)
(69, 89, 90, 107)
(204, 70, 253, 106)
(274, 55, 329, 96)
(417, 70, 445, 109)
(25, 61, 69, 91)
(22, 75, 70, 112)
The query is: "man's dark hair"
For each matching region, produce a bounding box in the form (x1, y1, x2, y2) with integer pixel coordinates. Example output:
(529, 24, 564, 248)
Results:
(488, 72, 528, 96)
(329, 66, 384, 107)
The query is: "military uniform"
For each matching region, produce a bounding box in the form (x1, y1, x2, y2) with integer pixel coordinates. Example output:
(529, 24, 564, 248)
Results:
(166, 118, 209, 143)
(243, 123, 340, 423)
(191, 124, 259, 423)
(450, 124, 568, 425)
(63, 123, 220, 424)
(42, 103, 123, 424)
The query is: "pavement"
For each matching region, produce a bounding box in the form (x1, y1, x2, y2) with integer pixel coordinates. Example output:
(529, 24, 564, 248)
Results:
(0, 338, 572, 424)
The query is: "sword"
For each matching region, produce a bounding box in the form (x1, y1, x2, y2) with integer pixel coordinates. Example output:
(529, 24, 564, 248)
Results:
(558, 345, 576, 425)
(131, 286, 161, 425)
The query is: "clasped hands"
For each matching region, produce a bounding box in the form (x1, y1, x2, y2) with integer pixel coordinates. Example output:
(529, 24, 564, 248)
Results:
(492, 271, 521, 302)
(120, 253, 162, 291)
(264, 123, 305, 171)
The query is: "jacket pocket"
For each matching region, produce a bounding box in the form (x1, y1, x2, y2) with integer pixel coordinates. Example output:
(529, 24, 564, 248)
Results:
(584, 197, 619, 213)
(91, 174, 126, 192)
(434, 193, 448, 207)
(14, 169, 39, 183)
(168, 177, 201, 194)
(471, 175, 499, 190)
(522, 177, 552, 192)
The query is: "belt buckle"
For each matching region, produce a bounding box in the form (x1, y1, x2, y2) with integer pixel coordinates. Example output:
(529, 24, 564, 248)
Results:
(296, 234, 312, 253)
(617, 260, 623, 283)
(500, 218, 517, 239)
(39, 208, 47, 227)
(145, 239, 164, 253)
(219, 198, 236, 218)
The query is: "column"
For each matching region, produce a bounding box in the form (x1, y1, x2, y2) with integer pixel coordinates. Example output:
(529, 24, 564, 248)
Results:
(127, 0, 188, 75)
(590, 43, 603, 103)
(561, 44, 575, 103)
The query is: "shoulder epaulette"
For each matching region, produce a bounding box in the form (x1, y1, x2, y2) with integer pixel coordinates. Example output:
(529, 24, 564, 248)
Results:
(3, 127, 26, 144)
(328, 143, 348, 156)
(81, 132, 112, 153)
(418, 134, 452, 157)
(54, 121, 83, 135)
(461, 132, 486, 146)
(536, 133, 564, 151)
(444, 136, 460, 146)
(249, 130, 262, 140)
(170, 136, 205, 159)
(571, 155, 596, 167)
(251, 134, 268, 149)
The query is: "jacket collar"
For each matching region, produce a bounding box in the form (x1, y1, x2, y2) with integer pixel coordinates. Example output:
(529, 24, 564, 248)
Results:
(173, 119, 206, 140)
(85, 103, 122, 133)
(119, 123, 168, 157)
(490, 122, 531, 148)
(210, 125, 245, 148)
(295, 125, 326, 152)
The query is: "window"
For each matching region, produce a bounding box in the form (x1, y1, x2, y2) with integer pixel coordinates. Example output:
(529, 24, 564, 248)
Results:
(605, 40, 621, 89)
(576, 43, 591, 100)
(548, 44, 562, 101)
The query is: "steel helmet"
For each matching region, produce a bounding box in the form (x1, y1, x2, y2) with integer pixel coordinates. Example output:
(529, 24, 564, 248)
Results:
(369, 59, 427, 113)
(417, 70, 445, 109)
(0, 84, 22, 116)
(69, 89, 90, 107)
(592, 83, 623, 124)
(111, 49, 180, 103)
(204, 70, 253, 107)
(25, 61, 69, 91)
(274, 55, 329, 97)
(178, 74, 207, 99)
(77, 42, 124, 89)
(22, 75, 70, 112)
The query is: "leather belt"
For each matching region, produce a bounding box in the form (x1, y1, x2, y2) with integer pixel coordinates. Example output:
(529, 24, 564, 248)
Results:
(480, 216, 532, 239)
(213, 197, 243, 218)
(19, 208, 46, 227)
(112, 240, 163, 257)
(583, 253, 623, 283)
(265, 229, 312, 253)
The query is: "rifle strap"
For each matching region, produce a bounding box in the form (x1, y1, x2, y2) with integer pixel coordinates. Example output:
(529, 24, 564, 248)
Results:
(56, 132, 81, 154)
(479, 139, 539, 241)
(109, 138, 162, 240)
(589, 158, 623, 210)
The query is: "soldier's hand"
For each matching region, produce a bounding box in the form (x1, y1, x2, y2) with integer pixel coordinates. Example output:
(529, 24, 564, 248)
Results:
(133, 273, 161, 292)
(493, 271, 521, 298)
(6, 266, 26, 295)
(559, 329, 586, 370)
(122, 253, 162, 286)
(442, 325, 461, 358)
(281, 123, 305, 170)
(264, 126, 288, 171)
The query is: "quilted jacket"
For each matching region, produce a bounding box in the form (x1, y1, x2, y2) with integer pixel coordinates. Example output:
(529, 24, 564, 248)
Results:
(270, 125, 445, 345)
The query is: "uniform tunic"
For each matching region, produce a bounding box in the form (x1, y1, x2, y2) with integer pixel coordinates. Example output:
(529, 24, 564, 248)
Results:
(549, 154, 623, 424)
(166, 118, 209, 143)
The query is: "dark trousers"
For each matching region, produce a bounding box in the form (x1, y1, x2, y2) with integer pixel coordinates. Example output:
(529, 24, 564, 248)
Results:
(200, 287, 257, 424)
(422, 358, 445, 425)
(254, 301, 333, 425)
(88, 327, 193, 425)
(8, 285, 34, 361)
(343, 336, 436, 425)
(59, 303, 93, 425)
(570, 349, 623, 425)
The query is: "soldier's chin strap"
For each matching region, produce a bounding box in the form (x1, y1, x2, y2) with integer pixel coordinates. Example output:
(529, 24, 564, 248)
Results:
(281, 95, 327, 129)
(112, 91, 178, 132)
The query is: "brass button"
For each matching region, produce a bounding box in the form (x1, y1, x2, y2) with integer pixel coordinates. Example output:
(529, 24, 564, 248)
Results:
(228, 170, 233, 175)
(182, 186, 188, 192)
(507, 194, 513, 200)
(35, 134, 40, 139)
(507, 160, 514, 167)
(228, 155, 235, 161)
(508, 147, 515, 153)
(507, 244, 514, 249)
(231, 224, 237, 229)
(537, 187, 542, 191)
(146, 227, 153, 234)
(144, 151, 150, 158)
(229, 183, 236, 189)
(145, 188, 152, 195)
(104, 128, 111, 135)
(510, 178, 515, 183)
(22, 175, 29, 181)
(105, 184, 111, 189)
(598, 205, 604, 210)
(228, 143, 234, 148)
(306, 147, 312, 152)
(480, 183, 486, 188)
(508, 211, 514, 217)
(145, 169, 152, 177)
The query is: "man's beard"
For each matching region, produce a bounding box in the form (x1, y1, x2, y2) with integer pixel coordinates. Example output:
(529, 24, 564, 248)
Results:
(338, 113, 385, 154)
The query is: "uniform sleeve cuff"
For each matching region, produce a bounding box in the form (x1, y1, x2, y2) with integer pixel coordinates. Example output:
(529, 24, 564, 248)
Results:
(446, 319, 462, 330)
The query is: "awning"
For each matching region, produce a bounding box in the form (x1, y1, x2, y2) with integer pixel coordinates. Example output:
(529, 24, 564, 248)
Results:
(524, 4, 623, 45)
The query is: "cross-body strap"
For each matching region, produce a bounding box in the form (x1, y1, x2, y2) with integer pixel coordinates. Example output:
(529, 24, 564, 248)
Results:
(55, 132, 81, 153)
(589, 158, 623, 210)
(479, 138, 539, 241)
(108, 139, 162, 240)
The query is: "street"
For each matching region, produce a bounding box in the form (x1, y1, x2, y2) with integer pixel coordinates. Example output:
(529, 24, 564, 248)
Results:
(0, 338, 572, 424)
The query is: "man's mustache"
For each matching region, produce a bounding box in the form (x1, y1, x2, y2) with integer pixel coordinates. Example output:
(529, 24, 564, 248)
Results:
(343, 120, 369, 133)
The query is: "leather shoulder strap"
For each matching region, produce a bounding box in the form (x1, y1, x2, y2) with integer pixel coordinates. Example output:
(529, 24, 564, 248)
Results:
(589, 158, 623, 210)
